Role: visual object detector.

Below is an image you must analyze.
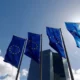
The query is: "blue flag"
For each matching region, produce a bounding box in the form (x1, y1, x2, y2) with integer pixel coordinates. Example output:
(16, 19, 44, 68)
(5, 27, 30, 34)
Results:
(4, 35, 25, 68)
(25, 32, 40, 63)
(46, 27, 66, 58)
(65, 22, 80, 48)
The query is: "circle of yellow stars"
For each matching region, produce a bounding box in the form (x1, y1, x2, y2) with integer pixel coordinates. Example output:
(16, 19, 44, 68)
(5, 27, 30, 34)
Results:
(49, 36, 60, 44)
(9, 45, 20, 54)
(28, 40, 39, 50)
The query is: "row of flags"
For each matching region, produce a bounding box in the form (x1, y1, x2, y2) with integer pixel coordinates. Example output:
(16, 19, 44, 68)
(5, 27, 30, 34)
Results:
(4, 22, 80, 69)
(4, 32, 40, 68)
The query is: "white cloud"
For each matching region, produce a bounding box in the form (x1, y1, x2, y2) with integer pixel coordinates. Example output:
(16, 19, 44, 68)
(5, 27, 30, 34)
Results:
(0, 74, 20, 80)
(76, 69, 80, 74)
(70, 69, 80, 80)
(0, 56, 20, 80)
(21, 69, 28, 77)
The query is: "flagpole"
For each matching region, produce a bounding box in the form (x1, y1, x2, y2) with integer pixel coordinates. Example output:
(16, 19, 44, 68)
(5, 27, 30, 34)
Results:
(40, 34, 42, 80)
(60, 28, 74, 80)
(15, 40, 27, 80)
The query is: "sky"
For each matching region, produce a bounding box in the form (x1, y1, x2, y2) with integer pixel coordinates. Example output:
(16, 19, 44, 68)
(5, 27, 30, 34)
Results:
(0, 0, 80, 80)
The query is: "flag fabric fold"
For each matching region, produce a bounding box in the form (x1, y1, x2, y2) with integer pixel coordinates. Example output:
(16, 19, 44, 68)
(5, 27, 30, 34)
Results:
(46, 27, 66, 58)
(65, 22, 80, 48)
(25, 32, 40, 63)
(4, 35, 25, 68)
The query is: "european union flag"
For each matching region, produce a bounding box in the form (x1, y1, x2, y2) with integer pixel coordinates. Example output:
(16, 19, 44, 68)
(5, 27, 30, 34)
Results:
(65, 22, 80, 48)
(25, 32, 40, 63)
(46, 27, 66, 58)
(4, 35, 25, 68)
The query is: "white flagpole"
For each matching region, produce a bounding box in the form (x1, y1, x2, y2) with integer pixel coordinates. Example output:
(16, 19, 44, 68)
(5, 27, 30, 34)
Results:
(60, 28, 74, 80)
(15, 39, 27, 80)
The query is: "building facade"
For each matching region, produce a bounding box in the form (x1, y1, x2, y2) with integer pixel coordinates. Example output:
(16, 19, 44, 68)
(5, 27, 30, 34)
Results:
(27, 49, 69, 80)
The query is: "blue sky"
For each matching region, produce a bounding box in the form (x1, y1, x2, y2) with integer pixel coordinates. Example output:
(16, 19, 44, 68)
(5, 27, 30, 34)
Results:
(0, 0, 80, 80)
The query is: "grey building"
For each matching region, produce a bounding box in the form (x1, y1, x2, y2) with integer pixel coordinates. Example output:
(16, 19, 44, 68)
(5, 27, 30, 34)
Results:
(27, 49, 69, 80)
